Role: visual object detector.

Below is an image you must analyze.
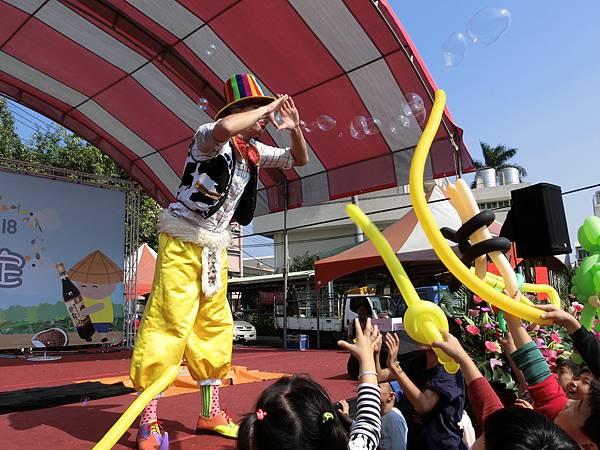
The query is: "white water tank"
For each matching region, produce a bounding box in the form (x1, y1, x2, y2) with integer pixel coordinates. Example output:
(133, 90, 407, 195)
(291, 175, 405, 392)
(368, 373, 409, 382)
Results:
(500, 166, 520, 185)
(475, 167, 497, 188)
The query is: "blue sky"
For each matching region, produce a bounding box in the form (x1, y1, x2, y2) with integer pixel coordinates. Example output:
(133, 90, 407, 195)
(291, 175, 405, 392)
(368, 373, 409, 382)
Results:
(8, 1, 600, 260)
(392, 0, 600, 249)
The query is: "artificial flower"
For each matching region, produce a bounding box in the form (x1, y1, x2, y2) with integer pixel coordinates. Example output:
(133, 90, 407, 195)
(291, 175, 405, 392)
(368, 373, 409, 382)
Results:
(466, 325, 481, 335)
(485, 341, 499, 353)
(550, 332, 561, 344)
(572, 301, 584, 312)
(468, 309, 480, 318)
(490, 357, 504, 371)
(454, 318, 463, 326)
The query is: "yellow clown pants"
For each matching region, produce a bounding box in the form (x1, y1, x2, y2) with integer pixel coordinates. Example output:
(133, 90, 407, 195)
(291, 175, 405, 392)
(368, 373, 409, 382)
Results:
(130, 233, 233, 391)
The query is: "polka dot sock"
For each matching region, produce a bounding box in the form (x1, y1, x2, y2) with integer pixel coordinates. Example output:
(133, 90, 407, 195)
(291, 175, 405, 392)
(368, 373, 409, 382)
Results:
(200, 384, 220, 418)
(140, 398, 158, 426)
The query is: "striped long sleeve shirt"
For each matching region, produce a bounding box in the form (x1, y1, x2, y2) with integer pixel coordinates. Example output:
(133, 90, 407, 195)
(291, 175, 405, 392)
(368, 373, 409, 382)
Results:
(348, 383, 381, 450)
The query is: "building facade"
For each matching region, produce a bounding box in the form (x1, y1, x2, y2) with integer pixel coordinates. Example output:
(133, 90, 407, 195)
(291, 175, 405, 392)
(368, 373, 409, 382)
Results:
(253, 175, 528, 272)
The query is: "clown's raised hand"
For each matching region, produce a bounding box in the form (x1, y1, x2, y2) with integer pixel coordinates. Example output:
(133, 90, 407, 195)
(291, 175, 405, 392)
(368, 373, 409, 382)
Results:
(275, 94, 300, 130)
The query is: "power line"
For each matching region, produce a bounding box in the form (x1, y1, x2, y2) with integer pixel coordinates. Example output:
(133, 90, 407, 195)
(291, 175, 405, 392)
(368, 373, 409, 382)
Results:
(12, 116, 38, 133)
(9, 105, 55, 132)
(237, 197, 450, 240)
(238, 180, 600, 246)
(240, 248, 275, 270)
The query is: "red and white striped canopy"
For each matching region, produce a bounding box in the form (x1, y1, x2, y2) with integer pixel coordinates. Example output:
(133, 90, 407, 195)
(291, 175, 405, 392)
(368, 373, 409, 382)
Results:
(0, 0, 473, 214)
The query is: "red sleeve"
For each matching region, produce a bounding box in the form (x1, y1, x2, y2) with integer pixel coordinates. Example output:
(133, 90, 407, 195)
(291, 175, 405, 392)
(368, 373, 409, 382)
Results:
(467, 377, 504, 428)
(527, 374, 568, 420)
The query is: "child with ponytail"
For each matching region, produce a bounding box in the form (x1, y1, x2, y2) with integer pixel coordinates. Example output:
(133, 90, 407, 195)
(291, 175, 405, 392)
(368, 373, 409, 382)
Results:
(237, 318, 382, 450)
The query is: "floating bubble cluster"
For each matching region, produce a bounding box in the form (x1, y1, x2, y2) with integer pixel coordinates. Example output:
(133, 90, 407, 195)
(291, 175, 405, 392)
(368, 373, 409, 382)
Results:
(403, 93, 427, 126)
(389, 114, 410, 135)
(349, 116, 367, 139)
(316, 115, 336, 131)
(467, 8, 512, 46)
(347, 116, 383, 139)
(80, 397, 91, 406)
(299, 120, 317, 133)
(363, 117, 382, 135)
(442, 32, 467, 68)
(442, 7, 512, 67)
(197, 98, 209, 111)
(204, 43, 217, 56)
(274, 111, 284, 126)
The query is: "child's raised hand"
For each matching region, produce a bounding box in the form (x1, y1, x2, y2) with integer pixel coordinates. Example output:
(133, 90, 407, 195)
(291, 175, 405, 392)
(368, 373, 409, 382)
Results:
(514, 398, 534, 409)
(338, 318, 380, 364)
(431, 331, 468, 363)
(385, 332, 400, 366)
(535, 303, 581, 334)
(336, 399, 350, 416)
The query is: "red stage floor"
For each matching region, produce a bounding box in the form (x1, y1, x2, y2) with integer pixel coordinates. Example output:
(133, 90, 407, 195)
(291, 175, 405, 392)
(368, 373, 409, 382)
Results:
(0, 346, 356, 449)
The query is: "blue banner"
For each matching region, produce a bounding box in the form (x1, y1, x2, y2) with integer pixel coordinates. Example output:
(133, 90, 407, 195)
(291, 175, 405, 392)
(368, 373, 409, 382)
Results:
(0, 171, 126, 348)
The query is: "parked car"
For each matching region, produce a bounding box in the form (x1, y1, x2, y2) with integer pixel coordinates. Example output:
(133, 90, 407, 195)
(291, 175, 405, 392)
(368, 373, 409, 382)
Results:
(233, 314, 256, 343)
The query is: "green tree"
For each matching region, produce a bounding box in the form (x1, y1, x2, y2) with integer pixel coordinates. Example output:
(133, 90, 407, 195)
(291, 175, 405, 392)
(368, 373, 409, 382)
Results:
(5, 305, 26, 322)
(289, 252, 319, 272)
(0, 99, 160, 249)
(0, 98, 28, 160)
(472, 141, 527, 177)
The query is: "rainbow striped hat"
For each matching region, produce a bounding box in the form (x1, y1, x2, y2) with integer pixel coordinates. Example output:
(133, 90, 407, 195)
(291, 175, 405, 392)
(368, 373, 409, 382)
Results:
(215, 73, 275, 119)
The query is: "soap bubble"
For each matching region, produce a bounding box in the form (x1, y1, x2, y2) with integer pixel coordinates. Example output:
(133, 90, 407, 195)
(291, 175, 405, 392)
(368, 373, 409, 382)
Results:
(349, 116, 367, 140)
(316, 115, 336, 131)
(197, 98, 209, 111)
(466, 8, 512, 46)
(204, 43, 217, 56)
(402, 93, 427, 126)
(389, 114, 411, 135)
(299, 120, 317, 133)
(337, 132, 344, 138)
(442, 32, 467, 67)
(80, 397, 91, 406)
(274, 111, 284, 126)
(364, 117, 382, 135)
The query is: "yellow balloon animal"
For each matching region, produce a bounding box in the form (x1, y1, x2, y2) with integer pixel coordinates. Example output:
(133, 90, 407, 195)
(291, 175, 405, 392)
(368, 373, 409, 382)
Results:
(408, 89, 555, 325)
(346, 204, 460, 374)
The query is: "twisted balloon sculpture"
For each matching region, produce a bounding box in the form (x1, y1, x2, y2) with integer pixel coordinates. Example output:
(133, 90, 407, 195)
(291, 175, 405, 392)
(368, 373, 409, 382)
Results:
(346, 204, 460, 373)
(93, 365, 179, 450)
(347, 89, 565, 374)
(571, 216, 600, 331)
(408, 89, 558, 326)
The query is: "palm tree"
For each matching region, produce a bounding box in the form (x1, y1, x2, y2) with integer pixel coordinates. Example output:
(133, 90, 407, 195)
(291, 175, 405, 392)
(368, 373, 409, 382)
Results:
(471, 141, 527, 187)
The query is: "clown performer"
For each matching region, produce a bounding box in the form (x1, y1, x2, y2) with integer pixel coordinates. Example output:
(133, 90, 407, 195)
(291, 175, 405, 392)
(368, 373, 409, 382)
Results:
(131, 73, 308, 449)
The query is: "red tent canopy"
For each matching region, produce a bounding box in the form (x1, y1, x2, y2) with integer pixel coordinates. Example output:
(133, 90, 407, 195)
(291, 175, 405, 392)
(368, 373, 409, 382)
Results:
(314, 186, 463, 287)
(0, 0, 473, 212)
(125, 243, 157, 300)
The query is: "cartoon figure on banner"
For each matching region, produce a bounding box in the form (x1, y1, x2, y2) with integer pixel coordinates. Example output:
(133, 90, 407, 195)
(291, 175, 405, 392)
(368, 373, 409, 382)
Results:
(571, 216, 600, 331)
(68, 250, 123, 343)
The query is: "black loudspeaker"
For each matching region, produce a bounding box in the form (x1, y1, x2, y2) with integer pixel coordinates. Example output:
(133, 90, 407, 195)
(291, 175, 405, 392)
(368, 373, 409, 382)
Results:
(508, 183, 571, 258)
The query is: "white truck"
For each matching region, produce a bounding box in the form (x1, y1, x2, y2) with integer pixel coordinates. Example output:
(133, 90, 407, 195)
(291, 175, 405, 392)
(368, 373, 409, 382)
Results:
(274, 287, 394, 342)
